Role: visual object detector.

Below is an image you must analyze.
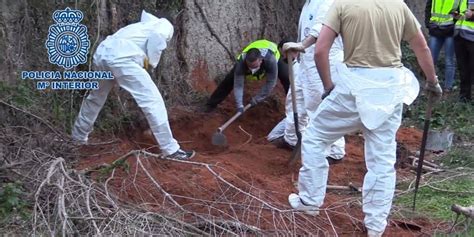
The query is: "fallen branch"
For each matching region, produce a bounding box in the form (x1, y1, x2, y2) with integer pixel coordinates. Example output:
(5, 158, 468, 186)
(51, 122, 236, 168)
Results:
(450, 204, 474, 233)
(408, 156, 440, 168)
(327, 183, 361, 192)
(410, 162, 443, 173)
(451, 204, 474, 219)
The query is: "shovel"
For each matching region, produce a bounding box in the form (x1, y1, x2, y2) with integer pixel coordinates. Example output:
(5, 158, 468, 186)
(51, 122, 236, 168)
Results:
(412, 94, 434, 211)
(286, 53, 302, 165)
(212, 103, 252, 146)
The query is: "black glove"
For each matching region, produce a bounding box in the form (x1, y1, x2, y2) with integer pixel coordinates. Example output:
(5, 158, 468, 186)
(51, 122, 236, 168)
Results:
(321, 86, 334, 100)
(237, 106, 244, 114)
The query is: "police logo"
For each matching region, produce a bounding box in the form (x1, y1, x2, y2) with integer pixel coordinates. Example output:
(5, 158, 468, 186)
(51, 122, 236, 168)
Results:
(259, 48, 269, 57)
(45, 7, 90, 69)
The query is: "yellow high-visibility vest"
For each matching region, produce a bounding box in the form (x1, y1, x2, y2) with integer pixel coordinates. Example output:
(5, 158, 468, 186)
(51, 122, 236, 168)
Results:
(455, 0, 474, 33)
(238, 40, 280, 81)
(430, 0, 460, 26)
(238, 40, 280, 61)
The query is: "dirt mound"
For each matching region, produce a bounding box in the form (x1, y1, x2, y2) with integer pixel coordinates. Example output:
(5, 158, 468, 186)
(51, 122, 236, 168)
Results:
(77, 86, 434, 235)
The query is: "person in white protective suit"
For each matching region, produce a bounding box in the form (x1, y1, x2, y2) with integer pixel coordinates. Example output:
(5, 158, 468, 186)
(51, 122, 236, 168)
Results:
(71, 11, 195, 160)
(267, 0, 345, 163)
(285, 1, 443, 236)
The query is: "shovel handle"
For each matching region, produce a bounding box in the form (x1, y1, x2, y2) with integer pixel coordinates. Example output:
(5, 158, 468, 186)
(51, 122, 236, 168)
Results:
(217, 103, 252, 132)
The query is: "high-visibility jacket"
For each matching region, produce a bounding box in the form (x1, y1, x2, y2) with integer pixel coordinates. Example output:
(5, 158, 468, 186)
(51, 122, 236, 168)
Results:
(238, 39, 280, 81)
(430, 0, 460, 26)
(238, 40, 280, 61)
(455, 0, 474, 33)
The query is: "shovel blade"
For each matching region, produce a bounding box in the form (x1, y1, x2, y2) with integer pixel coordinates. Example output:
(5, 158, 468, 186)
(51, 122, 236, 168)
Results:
(212, 132, 227, 146)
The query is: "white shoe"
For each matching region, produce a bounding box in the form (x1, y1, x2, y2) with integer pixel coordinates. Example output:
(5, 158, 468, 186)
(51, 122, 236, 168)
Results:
(367, 229, 383, 237)
(288, 193, 319, 216)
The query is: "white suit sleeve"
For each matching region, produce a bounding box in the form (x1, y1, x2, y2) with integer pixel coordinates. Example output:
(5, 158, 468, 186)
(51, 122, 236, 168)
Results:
(308, 0, 334, 38)
(146, 33, 167, 69)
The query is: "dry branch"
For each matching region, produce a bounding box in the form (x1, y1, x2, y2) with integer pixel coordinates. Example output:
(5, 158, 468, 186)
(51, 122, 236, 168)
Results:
(451, 204, 474, 219)
(408, 156, 440, 168)
(327, 183, 361, 192)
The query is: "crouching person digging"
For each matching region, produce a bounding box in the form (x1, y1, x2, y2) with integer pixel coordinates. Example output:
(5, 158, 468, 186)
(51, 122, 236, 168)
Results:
(71, 11, 195, 160)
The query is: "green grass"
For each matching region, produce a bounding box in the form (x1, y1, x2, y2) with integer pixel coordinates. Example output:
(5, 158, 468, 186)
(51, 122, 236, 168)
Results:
(440, 147, 474, 168)
(404, 96, 474, 140)
(396, 177, 474, 220)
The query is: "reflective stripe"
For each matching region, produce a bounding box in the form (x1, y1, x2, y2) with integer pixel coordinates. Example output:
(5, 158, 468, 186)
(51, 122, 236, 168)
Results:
(458, 25, 474, 31)
(431, 0, 456, 23)
(431, 13, 453, 18)
(455, 0, 474, 33)
(245, 73, 265, 81)
(437, 21, 455, 25)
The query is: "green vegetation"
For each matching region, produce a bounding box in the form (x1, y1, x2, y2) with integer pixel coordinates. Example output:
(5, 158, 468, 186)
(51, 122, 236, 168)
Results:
(395, 42, 474, 236)
(396, 177, 474, 219)
(0, 182, 29, 220)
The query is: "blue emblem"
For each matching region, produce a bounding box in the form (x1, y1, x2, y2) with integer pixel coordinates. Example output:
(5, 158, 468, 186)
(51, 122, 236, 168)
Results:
(309, 14, 313, 21)
(45, 8, 90, 69)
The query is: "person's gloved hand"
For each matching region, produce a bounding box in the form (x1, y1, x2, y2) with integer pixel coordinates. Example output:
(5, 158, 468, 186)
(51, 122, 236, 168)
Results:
(143, 57, 149, 70)
(237, 106, 244, 114)
(250, 97, 258, 107)
(282, 42, 305, 54)
(424, 80, 443, 101)
(321, 86, 335, 100)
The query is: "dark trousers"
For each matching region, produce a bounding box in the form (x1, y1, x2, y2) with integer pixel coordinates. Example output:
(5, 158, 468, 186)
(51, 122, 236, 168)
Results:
(206, 60, 290, 107)
(454, 35, 474, 101)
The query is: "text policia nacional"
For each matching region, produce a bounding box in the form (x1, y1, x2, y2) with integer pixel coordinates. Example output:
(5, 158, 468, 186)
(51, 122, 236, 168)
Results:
(21, 71, 114, 90)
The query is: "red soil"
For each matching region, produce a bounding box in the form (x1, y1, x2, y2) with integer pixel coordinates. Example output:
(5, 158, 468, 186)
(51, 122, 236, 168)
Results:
(77, 84, 437, 236)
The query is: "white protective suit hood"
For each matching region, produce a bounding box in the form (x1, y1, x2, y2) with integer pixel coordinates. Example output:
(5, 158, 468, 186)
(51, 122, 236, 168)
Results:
(141, 10, 174, 42)
(140, 10, 174, 68)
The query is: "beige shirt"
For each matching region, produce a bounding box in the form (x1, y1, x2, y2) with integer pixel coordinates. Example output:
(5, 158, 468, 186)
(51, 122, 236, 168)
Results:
(324, 0, 421, 68)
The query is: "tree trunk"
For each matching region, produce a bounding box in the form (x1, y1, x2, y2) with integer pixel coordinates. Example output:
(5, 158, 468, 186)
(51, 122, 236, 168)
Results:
(0, 0, 428, 103)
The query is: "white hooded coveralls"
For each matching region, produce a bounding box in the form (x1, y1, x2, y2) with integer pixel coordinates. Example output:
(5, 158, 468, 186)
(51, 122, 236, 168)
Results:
(298, 63, 419, 233)
(71, 11, 180, 155)
(267, 0, 345, 159)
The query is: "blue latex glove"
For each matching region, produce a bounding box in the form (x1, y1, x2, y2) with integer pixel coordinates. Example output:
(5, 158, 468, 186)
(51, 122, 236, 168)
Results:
(237, 107, 244, 114)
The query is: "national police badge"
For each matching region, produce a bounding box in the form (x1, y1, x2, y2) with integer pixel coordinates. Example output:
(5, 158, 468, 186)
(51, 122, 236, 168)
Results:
(45, 7, 90, 69)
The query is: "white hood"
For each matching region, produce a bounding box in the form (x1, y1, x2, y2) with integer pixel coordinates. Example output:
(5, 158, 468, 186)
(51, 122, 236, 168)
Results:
(141, 10, 174, 42)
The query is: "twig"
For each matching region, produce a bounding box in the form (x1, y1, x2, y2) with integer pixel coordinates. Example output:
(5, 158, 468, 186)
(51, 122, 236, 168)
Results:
(408, 156, 440, 168)
(327, 183, 361, 193)
(426, 184, 474, 195)
(410, 162, 443, 173)
(451, 204, 474, 219)
(141, 150, 285, 212)
(238, 125, 253, 145)
(0, 99, 65, 138)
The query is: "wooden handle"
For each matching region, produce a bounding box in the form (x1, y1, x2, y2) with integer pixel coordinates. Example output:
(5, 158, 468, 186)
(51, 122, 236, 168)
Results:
(217, 103, 252, 132)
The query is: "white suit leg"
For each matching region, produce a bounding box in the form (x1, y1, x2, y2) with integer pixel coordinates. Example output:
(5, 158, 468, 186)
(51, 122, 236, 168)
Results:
(72, 79, 115, 142)
(302, 65, 346, 159)
(283, 63, 308, 146)
(267, 119, 286, 141)
(110, 61, 180, 155)
(361, 103, 402, 233)
(328, 137, 346, 159)
(298, 90, 361, 206)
